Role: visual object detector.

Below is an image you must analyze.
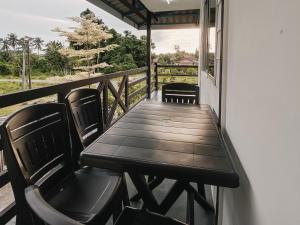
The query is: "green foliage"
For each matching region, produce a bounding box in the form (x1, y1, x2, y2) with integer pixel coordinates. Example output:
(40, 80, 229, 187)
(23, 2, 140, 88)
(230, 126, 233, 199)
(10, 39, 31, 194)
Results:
(0, 60, 12, 75)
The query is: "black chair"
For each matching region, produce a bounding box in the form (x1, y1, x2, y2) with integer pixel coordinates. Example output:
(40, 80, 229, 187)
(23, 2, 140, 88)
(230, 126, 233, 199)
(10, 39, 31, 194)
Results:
(162, 83, 199, 104)
(65, 88, 130, 207)
(64, 89, 104, 164)
(25, 185, 186, 225)
(0, 103, 126, 225)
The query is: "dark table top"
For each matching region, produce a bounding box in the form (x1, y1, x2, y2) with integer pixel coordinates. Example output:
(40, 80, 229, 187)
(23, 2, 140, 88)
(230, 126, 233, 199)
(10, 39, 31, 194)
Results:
(81, 101, 239, 188)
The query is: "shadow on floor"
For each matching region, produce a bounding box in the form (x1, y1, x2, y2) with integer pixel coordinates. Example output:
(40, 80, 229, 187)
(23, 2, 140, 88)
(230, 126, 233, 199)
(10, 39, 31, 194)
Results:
(125, 174, 215, 225)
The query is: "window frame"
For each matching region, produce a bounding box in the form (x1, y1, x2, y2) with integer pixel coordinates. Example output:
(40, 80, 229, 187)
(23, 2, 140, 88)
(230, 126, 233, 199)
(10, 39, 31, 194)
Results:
(202, 0, 224, 85)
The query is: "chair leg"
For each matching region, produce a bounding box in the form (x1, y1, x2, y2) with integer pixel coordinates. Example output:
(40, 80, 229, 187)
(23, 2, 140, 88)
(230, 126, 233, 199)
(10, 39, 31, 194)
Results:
(113, 202, 122, 223)
(122, 175, 130, 207)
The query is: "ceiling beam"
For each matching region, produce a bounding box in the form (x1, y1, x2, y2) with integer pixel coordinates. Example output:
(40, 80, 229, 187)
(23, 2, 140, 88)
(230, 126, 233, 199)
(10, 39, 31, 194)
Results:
(119, 0, 147, 21)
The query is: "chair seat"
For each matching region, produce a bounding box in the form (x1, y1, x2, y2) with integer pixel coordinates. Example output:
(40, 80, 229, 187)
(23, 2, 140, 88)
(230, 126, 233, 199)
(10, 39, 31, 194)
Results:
(48, 167, 123, 224)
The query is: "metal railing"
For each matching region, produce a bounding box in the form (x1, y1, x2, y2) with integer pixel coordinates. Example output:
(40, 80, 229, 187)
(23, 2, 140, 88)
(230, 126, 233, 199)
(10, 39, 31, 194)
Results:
(0, 67, 148, 224)
(153, 63, 198, 91)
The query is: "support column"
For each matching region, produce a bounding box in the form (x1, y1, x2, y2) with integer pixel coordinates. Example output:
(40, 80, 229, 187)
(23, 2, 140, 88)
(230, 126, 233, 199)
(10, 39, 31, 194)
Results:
(146, 11, 152, 99)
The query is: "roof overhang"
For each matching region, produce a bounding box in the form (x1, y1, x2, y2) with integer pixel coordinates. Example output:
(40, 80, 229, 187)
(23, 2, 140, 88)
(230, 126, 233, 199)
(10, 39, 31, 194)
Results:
(87, 0, 200, 30)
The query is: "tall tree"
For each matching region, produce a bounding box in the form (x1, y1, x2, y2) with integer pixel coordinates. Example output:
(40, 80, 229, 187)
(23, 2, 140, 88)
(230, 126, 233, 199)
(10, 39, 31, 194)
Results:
(53, 15, 117, 77)
(33, 37, 44, 56)
(45, 41, 69, 73)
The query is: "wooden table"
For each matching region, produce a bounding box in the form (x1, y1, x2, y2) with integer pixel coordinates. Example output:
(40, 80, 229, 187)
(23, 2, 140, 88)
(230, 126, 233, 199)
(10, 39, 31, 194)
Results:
(81, 101, 239, 223)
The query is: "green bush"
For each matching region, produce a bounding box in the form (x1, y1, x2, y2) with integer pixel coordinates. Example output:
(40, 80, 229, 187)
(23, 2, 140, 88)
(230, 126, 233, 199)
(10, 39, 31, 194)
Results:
(0, 61, 12, 75)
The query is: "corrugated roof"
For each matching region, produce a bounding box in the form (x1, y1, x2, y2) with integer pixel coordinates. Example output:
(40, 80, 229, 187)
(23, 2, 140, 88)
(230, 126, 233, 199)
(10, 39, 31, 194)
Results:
(88, 0, 199, 30)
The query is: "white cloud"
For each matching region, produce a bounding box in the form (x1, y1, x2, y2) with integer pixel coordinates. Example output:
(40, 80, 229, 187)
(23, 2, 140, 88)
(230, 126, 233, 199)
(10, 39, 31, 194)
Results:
(0, 0, 199, 53)
(152, 29, 199, 54)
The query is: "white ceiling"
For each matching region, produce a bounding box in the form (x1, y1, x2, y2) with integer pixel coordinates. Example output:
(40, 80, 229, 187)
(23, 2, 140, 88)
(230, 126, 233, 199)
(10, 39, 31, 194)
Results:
(140, 0, 201, 12)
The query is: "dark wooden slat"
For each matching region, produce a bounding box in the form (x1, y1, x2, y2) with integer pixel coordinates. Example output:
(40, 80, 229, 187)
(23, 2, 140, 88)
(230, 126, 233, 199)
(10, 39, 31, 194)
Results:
(106, 127, 221, 146)
(158, 74, 198, 77)
(97, 135, 225, 157)
(128, 86, 147, 100)
(0, 203, 16, 225)
(114, 121, 218, 137)
(131, 108, 210, 119)
(141, 101, 211, 110)
(130, 109, 212, 119)
(135, 105, 211, 114)
(156, 65, 198, 68)
(125, 113, 214, 124)
(119, 0, 146, 21)
(121, 117, 216, 130)
(107, 77, 127, 125)
(128, 76, 147, 87)
(99, 145, 231, 171)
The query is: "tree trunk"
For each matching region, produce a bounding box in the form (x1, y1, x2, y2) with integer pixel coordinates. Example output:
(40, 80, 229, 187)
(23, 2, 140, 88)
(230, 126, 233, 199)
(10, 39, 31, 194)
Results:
(22, 48, 26, 90)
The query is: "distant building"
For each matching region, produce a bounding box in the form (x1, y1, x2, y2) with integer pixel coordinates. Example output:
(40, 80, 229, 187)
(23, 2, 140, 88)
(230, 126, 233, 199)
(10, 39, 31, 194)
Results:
(177, 55, 197, 65)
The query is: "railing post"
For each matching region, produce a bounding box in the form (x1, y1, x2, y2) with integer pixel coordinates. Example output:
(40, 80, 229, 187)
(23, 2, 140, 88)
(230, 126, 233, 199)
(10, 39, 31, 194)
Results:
(57, 89, 70, 103)
(103, 79, 109, 128)
(154, 63, 158, 91)
(125, 74, 129, 111)
(146, 11, 152, 99)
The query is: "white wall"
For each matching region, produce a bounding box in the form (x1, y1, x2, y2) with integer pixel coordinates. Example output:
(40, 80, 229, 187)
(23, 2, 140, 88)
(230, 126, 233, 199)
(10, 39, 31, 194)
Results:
(200, 0, 300, 225)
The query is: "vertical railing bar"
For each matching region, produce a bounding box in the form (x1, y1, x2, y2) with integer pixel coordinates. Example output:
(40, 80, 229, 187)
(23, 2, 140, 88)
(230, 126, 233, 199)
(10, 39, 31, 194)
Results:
(125, 74, 129, 111)
(154, 62, 158, 91)
(103, 79, 109, 128)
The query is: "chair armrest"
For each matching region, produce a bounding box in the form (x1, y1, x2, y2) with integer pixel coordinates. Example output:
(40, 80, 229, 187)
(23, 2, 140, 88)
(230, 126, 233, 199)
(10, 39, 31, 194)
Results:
(25, 185, 82, 225)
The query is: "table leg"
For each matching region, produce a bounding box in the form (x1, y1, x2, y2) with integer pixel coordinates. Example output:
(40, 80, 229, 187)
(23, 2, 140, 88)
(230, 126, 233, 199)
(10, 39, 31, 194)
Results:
(185, 183, 215, 212)
(159, 181, 185, 214)
(186, 191, 195, 225)
(128, 173, 160, 212)
(130, 176, 164, 202)
(215, 186, 220, 225)
(197, 182, 206, 200)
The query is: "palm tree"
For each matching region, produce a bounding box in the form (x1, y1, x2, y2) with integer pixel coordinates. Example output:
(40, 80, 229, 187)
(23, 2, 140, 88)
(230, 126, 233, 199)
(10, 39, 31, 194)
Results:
(33, 37, 44, 56)
(46, 40, 62, 51)
(0, 38, 10, 52)
(7, 33, 18, 51)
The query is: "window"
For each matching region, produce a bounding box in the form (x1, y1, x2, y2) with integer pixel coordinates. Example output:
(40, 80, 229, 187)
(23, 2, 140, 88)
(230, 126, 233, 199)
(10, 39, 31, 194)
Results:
(208, 0, 216, 76)
(202, 0, 223, 82)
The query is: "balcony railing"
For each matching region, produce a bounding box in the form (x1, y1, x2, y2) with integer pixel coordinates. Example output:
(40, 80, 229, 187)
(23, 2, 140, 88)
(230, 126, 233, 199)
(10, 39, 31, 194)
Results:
(153, 63, 198, 91)
(0, 67, 148, 224)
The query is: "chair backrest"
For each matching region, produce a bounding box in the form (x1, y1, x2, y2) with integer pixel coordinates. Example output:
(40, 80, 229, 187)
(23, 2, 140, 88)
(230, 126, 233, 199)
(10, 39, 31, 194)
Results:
(65, 89, 104, 156)
(162, 83, 199, 104)
(1, 103, 73, 224)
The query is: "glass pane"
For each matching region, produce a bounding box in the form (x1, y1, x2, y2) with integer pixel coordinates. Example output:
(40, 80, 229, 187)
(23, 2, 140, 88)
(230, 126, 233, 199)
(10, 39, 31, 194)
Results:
(208, 0, 216, 76)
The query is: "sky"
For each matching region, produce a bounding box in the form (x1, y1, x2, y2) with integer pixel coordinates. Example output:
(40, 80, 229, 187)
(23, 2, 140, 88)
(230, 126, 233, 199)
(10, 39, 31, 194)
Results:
(0, 0, 199, 54)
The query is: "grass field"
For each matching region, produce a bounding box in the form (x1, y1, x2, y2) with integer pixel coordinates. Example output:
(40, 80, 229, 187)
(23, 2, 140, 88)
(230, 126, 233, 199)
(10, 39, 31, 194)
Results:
(0, 82, 53, 116)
